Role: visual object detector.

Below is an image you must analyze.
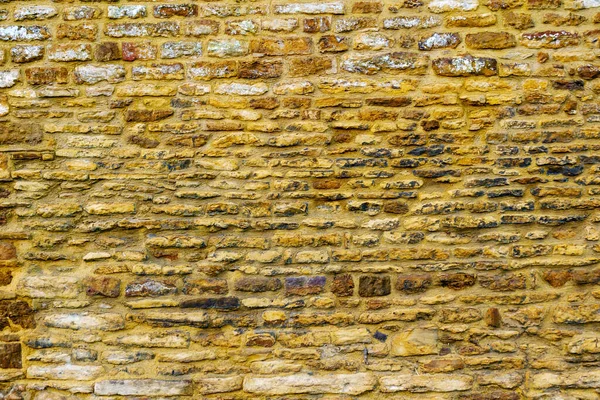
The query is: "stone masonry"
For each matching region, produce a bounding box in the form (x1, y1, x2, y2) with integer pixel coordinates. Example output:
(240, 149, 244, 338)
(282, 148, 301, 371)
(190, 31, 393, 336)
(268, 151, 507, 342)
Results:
(1, 0, 600, 398)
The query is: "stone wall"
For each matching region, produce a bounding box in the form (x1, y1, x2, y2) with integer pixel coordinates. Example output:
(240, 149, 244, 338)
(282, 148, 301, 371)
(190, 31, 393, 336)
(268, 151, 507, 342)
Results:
(0, 0, 599, 398)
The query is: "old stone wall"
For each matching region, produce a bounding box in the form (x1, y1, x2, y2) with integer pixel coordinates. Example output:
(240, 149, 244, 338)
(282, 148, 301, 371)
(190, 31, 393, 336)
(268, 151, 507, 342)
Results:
(0, 0, 600, 398)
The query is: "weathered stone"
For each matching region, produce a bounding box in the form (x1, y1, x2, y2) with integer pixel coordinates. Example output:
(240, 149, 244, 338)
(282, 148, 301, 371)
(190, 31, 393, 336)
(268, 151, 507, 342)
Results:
(28, 365, 104, 380)
(419, 32, 461, 50)
(74, 64, 125, 84)
(95, 380, 192, 396)
(243, 373, 377, 395)
(125, 279, 177, 297)
(0, 26, 50, 41)
(433, 55, 498, 76)
(342, 52, 429, 75)
(521, 31, 579, 48)
(48, 44, 92, 62)
(43, 312, 125, 331)
(196, 376, 243, 394)
(273, 2, 346, 14)
(554, 304, 600, 323)
(17, 276, 80, 299)
(428, 0, 479, 12)
(14, 6, 57, 21)
(11, 45, 43, 63)
(250, 37, 312, 55)
(380, 374, 474, 392)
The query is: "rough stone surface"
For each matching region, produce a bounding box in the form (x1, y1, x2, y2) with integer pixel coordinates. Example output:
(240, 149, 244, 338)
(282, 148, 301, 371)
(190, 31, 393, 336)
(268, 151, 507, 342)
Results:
(0, 1, 597, 398)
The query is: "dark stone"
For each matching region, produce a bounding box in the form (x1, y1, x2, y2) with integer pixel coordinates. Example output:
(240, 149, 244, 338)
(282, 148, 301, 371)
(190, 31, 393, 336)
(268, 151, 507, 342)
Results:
(234, 277, 282, 292)
(572, 269, 600, 285)
(358, 275, 391, 297)
(578, 64, 600, 80)
(0, 301, 35, 329)
(383, 201, 409, 214)
(366, 97, 412, 107)
(285, 276, 326, 295)
(543, 270, 572, 287)
(438, 273, 476, 290)
(408, 145, 445, 157)
(331, 274, 355, 297)
(0, 343, 21, 369)
(180, 297, 240, 310)
(396, 274, 432, 293)
(553, 80, 584, 90)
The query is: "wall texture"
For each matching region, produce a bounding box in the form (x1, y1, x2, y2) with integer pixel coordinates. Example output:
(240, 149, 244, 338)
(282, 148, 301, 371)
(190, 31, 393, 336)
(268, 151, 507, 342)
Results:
(2, 0, 600, 398)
